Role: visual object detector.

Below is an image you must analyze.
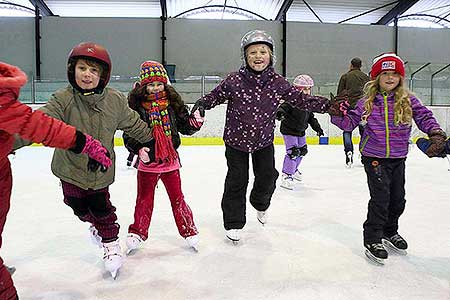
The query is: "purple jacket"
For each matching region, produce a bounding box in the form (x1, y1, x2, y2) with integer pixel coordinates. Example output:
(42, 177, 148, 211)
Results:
(201, 66, 331, 152)
(331, 92, 442, 158)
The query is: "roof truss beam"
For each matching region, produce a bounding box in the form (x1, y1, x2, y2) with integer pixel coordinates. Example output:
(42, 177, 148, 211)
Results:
(374, 0, 419, 25)
(275, 0, 294, 21)
(29, 0, 54, 16)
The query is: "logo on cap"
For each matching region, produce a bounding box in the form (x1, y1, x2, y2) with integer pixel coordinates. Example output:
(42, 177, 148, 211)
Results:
(381, 61, 395, 70)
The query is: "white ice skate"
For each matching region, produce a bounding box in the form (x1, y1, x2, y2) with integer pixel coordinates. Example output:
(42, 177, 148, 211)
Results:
(125, 233, 143, 255)
(89, 225, 102, 248)
(226, 229, 241, 244)
(292, 170, 303, 182)
(346, 151, 353, 168)
(102, 240, 123, 279)
(280, 173, 294, 190)
(185, 235, 199, 252)
(256, 210, 267, 225)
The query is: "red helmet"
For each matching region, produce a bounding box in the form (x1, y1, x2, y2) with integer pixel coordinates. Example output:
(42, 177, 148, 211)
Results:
(67, 42, 111, 94)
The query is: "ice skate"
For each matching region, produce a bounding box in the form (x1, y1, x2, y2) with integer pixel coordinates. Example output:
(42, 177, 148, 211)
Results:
(256, 210, 267, 225)
(89, 225, 102, 248)
(364, 243, 388, 265)
(6, 265, 16, 275)
(382, 234, 408, 255)
(280, 173, 294, 190)
(292, 170, 303, 182)
(102, 240, 123, 279)
(126, 233, 143, 255)
(185, 235, 199, 252)
(345, 151, 353, 168)
(226, 229, 241, 244)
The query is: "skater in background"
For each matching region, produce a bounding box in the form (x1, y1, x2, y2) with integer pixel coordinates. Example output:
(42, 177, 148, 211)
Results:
(191, 29, 348, 243)
(276, 74, 324, 190)
(337, 57, 370, 167)
(123, 61, 203, 253)
(331, 53, 447, 264)
(14, 42, 153, 278)
(0, 62, 111, 299)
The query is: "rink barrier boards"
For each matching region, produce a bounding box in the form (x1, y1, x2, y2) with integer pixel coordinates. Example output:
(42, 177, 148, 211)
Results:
(30, 136, 362, 146)
(29, 136, 425, 147)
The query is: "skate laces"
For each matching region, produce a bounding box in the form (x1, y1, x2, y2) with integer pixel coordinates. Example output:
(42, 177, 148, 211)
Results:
(103, 241, 122, 258)
(370, 243, 385, 251)
(388, 234, 404, 244)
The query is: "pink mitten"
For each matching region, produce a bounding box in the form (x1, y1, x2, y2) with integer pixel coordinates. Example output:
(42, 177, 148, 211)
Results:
(188, 110, 205, 129)
(82, 134, 112, 169)
(139, 147, 151, 163)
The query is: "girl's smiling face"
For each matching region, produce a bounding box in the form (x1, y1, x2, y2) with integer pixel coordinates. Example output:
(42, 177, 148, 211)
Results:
(246, 44, 271, 72)
(379, 71, 401, 92)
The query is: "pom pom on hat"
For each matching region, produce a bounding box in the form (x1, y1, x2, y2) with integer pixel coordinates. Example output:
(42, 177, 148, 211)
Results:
(370, 53, 405, 80)
(139, 61, 168, 85)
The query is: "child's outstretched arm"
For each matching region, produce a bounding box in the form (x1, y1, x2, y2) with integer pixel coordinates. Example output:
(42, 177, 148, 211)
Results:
(0, 61, 111, 170)
(411, 95, 447, 157)
(281, 80, 349, 117)
(190, 74, 233, 116)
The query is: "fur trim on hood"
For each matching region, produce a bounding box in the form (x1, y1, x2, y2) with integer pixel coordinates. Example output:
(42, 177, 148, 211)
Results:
(0, 61, 28, 88)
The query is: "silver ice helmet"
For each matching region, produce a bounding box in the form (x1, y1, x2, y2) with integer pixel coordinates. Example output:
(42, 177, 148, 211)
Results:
(240, 29, 276, 66)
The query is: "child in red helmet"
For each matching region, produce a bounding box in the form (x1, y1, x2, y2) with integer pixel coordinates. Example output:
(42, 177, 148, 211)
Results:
(123, 61, 203, 253)
(15, 42, 153, 278)
(0, 61, 111, 300)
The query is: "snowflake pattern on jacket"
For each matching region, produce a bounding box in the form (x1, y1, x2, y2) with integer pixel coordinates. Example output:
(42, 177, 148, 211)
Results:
(200, 66, 331, 153)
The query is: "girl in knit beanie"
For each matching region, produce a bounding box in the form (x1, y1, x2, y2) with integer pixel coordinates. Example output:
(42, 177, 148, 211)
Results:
(124, 60, 204, 253)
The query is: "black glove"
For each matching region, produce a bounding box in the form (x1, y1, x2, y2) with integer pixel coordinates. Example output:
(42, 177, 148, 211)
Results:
(316, 129, 324, 136)
(87, 150, 111, 172)
(421, 129, 447, 158)
(275, 110, 285, 121)
(327, 91, 350, 117)
(191, 100, 205, 117)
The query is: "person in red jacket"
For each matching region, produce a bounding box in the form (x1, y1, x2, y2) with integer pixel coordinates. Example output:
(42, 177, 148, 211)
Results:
(0, 61, 111, 300)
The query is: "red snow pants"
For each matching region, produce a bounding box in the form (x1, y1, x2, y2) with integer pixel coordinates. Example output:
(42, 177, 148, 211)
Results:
(0, 157, 18, 300)
(128, 169, 198, 240)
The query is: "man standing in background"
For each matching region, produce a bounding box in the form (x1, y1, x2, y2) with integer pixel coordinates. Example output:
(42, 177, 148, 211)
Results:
(337, 57, 370, 167)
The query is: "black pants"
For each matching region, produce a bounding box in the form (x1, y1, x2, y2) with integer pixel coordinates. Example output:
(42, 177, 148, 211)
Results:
(362, 156, 406, 244)
(222, 144, 279, 230)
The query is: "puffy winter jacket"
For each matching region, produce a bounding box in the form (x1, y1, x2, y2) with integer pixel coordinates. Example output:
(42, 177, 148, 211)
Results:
(278, 102, 323, 136)
(199, 66, 331, 153)
(0, 62, 76, 160)
(331, 92, 442, 158)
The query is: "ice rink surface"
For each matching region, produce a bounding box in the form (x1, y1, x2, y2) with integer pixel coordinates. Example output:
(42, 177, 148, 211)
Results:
(4, 145, 450, 300)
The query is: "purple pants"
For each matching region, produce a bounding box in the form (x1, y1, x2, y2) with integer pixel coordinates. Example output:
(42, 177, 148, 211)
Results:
(282, 134, 306, 175)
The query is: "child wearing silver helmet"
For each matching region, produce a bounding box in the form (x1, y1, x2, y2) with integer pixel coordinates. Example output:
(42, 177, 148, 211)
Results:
(191, 30, 348, 243)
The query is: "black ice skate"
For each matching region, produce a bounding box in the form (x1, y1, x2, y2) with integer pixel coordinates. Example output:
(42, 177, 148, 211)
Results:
(364, 243, 388, 265)
(345, 151, 353, 168)
(382, 234, 408, 255)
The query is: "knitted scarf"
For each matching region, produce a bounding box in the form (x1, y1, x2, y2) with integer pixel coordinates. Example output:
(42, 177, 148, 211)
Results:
(146, 91, 178, 163)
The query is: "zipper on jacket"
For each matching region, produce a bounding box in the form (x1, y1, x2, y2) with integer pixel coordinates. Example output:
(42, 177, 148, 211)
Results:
(360, 135, 369, 152)
(382, 91, 390, 158)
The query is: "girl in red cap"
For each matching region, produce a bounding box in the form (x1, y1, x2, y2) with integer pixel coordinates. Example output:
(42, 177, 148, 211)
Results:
(124, 61, 203, 254)
(331, 53, 447, 264)
(0, 61, 111, 299)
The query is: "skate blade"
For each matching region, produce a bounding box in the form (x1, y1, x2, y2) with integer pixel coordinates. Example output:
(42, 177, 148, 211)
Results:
(364, 250, 386, 265)
(126, 248, 137, 256)
(226, 236, 240, 245)
(382, 239, 407, 255)
(6, 266, 16, 275)
(190, 246, 199, 252)
(257, 218, 266, 226)
(110, 269, 119, 280)
(280, 185, 294, 190)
